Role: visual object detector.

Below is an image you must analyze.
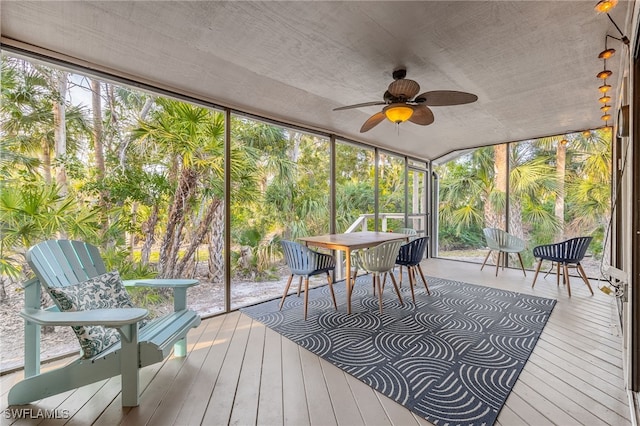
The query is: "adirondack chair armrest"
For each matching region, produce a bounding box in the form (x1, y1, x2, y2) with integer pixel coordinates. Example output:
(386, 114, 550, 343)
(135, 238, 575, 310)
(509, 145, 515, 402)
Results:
(20, 307, 149, 327)
(122, 278, 198, 289)
(122, 278, 199, 311)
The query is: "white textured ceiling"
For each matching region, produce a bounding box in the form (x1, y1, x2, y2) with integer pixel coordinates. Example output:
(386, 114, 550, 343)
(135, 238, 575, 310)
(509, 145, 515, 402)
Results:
(0, 1, 633, 160)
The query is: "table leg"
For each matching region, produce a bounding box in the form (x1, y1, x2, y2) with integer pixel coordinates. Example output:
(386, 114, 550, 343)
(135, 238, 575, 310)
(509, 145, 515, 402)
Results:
(346, 248, 352, 314)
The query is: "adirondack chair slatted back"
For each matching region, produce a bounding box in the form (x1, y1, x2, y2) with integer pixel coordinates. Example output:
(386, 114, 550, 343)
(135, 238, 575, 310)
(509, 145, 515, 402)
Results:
(533, 236, 592, 264)
(27, 240, 107, 290)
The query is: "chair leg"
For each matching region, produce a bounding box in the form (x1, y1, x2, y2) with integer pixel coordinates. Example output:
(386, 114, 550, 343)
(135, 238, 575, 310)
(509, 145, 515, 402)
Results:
(303, 277, 310, 319)
(326, 272, 338, 309)
(563, 263, 572, 297)
(375, 274, 384, 315)
(417, 264, 430, 295)
(556, 263, 561, 286)
(481, 250, 492, 271)
(532, 259, 543, 288)
(407, 266, 416, 303)
(297, 276, 303, 296)
(388, 272, 404, 306)
(517, 252, 526, 276)
(495, 250, 501, 276)
(280, 274, 294, 310)
(577, 263, 594, 295)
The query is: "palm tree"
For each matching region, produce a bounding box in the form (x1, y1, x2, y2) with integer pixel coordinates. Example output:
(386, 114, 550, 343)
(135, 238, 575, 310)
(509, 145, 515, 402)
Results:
(0, 183, 99, 300)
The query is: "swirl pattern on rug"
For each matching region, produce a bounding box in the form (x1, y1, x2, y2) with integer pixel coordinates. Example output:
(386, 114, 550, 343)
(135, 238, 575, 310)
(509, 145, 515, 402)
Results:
(241, 275, 555, 426)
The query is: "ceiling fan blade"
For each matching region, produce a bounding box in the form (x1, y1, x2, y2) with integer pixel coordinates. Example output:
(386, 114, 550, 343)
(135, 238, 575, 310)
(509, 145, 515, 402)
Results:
(360, 112, 386, 133)
(333, 101, 385, 111)
(409, 105, 435, 126)
(414, 90, 478, 106)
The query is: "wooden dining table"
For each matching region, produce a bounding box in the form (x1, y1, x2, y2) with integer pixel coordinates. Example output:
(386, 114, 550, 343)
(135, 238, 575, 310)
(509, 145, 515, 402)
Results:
(297, 231, 410, 314)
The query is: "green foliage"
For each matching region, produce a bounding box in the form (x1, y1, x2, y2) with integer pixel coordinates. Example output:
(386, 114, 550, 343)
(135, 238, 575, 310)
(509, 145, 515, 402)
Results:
(436, 129, 612, 259)
(0, 53, 613, 292)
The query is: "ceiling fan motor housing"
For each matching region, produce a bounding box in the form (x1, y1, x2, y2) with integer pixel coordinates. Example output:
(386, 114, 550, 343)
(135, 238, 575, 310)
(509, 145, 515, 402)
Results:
(387, 79, 420, 100)
(392, 68, 407, 80)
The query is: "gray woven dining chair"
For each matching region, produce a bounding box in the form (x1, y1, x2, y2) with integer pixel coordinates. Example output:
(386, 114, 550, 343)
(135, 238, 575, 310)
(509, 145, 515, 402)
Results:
(280, 240, 337, 320)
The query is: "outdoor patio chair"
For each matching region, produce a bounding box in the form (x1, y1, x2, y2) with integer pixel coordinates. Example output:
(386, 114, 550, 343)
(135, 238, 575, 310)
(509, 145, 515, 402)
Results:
(280, 240, 337, 320)
(396, 227, 418, 239)
(480, 228, 527, 276)
(8, 239, 201, 407)
(394, 228, 418, 285)
(395, 237, 430, 303)
(531, 236, 594, 297)
(352, 240, 404, 314)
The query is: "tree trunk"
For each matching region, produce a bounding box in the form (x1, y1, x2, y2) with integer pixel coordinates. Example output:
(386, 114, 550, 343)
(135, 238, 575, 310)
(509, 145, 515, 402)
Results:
(141, 204, 159, 265)
(175, 198, 222, 277)
(493, 144, 508, 230)
(119, 95, 155, 169)
(52, 70, 68, 195)
(91, 78, 111, 237)
(208, 199, 225, 283)
(41, 138, 52, 184)
(483, 144, 508, 230)
(0, 276, 7, 302)
(509, 198, 524, 239)
(91, 79, 105, 180)
(158, 166, 197, 277)
(555, 141, 567, 241)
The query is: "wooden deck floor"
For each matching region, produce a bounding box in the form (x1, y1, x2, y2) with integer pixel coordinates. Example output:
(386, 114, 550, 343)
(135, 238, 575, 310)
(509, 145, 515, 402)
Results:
(0, 258, 631, 425)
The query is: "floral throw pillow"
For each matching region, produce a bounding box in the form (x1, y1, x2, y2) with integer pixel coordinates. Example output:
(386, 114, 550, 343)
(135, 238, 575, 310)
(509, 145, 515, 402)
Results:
(48, 271, 146, 359)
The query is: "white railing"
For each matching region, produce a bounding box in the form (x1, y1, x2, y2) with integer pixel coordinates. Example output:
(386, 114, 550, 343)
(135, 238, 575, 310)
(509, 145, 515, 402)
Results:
(336, 213, 426, 280)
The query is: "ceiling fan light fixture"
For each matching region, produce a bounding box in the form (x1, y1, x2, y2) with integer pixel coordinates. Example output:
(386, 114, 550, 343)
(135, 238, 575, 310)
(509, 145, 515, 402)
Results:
(597, 70, 613, 79)
(598, 48, 616, 59)
(383, 103, 414, 123)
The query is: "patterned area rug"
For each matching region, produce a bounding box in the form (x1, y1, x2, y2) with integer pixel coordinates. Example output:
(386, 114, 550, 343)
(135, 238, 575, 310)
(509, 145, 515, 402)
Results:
(241, 275, 556, 426)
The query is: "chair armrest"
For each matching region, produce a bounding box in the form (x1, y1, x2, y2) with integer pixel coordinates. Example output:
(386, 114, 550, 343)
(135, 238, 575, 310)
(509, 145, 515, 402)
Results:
(122, 279, 199, 289)
(20, 308, 148, 327)
(22, 277, 40, 290)
(122, 279, 198, 312)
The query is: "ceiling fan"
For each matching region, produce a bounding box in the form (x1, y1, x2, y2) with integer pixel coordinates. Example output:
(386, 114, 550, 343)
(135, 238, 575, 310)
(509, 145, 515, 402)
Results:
(334, 69, 478, 133)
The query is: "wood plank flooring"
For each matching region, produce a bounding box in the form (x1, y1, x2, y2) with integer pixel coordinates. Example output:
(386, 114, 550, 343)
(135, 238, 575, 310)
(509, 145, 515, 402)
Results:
(0, 259, 631, 425)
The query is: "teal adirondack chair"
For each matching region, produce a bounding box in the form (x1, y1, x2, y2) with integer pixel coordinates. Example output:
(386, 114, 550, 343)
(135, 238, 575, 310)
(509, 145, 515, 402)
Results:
(8, 240, 201, 407)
